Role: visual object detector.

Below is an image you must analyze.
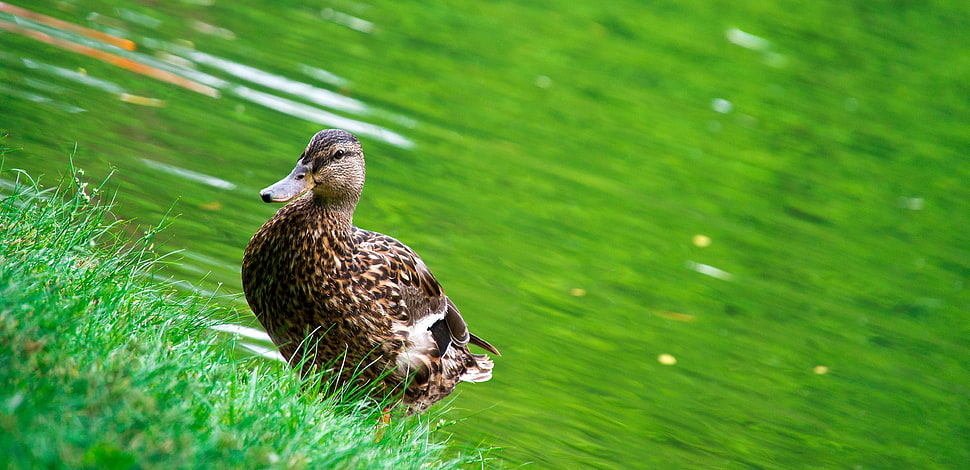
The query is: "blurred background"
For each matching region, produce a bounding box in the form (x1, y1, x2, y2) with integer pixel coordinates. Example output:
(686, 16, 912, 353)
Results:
(2, 1, 968, 468)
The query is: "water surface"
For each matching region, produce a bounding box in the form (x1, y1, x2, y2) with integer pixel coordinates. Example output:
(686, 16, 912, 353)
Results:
(2, 1, 968, 468)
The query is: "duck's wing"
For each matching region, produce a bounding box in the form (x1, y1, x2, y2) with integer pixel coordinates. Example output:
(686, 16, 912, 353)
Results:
(405, 276, 501, 357)
(357, 230, 499, 357)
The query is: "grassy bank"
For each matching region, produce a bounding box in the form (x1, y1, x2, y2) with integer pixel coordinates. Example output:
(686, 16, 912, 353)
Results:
(0, 151, 486, 469)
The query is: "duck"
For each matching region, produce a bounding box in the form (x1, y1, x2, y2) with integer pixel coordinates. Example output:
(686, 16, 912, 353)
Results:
(241, 129, 499, 414)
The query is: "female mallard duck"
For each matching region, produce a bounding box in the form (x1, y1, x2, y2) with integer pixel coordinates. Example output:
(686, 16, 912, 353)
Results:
(242, 129, 499, 414)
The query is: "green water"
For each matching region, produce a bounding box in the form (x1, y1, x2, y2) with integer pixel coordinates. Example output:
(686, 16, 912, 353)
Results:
(2, 1, 968, 468)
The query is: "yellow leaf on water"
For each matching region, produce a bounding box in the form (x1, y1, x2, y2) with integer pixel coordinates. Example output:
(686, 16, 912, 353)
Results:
(651, 310, 696, 322)
(658, 354, 677, 365)
(692, 234, 711, 247)
(120, 94, 167, 107)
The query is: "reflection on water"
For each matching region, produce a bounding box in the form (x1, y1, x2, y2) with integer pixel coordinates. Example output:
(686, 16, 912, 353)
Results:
(20, 55, 123, 93)
(232, 86, 413, 148)
(299, 64, 349, 87)
(320, 8, 374, 34)
(726, 27, 787, 67)
(685, 260, 734, 281)
(0, 3, 135, 50)
(112, 7, 162, 30)
(0, 81, 85, 113)
(1, 3, 412, 147)
(141, 158, 236, 190)
(726, 27, 773, 52)
(210, 323, 282, 361)
(185, 49, 367, 114)
(188, 19, 237, 41)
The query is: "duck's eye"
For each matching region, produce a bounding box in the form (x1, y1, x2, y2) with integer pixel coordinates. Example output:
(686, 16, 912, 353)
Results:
(334, 149, 346, 159)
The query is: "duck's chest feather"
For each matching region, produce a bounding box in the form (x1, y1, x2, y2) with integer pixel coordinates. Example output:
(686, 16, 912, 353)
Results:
(241, 199, 411, 340)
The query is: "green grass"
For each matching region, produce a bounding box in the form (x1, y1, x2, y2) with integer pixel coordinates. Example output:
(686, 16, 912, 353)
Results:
(0, 147, 492, 469)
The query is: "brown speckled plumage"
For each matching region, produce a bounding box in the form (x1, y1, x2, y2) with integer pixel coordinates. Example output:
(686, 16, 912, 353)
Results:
(242, 129, 498, 413)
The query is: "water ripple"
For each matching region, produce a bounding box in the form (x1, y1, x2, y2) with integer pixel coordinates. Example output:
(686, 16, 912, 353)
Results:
(184, 50, 367, 114)
(233, 85, 414, 148)
(141, 159, 237, 190)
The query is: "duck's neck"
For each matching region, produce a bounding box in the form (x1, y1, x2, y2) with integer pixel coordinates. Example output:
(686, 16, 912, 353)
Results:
(313, 191, 358, 215)
(306, 193, 358, 255)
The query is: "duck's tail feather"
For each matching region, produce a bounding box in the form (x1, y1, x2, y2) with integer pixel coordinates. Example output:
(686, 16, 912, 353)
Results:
(460, 353, 494, 383)
(469, 332, 501, 356)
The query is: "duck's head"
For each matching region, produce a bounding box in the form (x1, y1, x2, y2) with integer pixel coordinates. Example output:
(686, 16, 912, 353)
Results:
(260, 129, 365, 206)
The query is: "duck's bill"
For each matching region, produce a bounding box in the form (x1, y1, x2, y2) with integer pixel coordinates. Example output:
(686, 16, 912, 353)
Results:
(260, 163, 312, 203)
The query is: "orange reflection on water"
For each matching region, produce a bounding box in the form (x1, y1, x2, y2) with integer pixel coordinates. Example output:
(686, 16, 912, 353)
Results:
(0, 2, 135, 50)
(0, 5, 219, 97)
